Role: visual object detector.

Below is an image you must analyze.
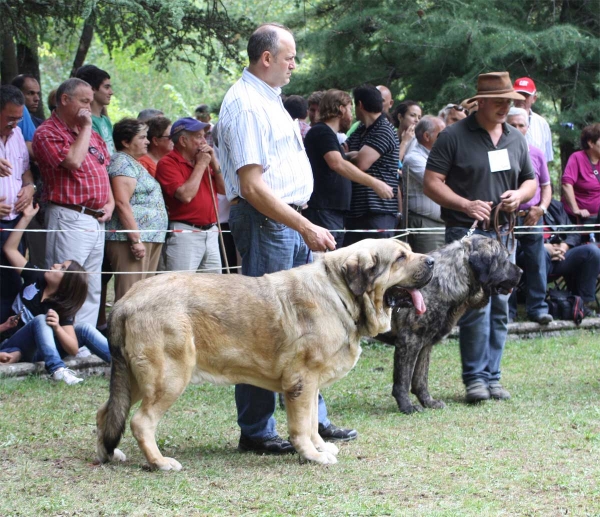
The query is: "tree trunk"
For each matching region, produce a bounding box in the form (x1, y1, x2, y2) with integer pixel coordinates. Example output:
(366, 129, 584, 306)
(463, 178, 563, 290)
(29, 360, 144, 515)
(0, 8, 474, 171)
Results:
(1, 34, 18, 85)
(70, 12, 96, 77)
(16, 41, 45, 120)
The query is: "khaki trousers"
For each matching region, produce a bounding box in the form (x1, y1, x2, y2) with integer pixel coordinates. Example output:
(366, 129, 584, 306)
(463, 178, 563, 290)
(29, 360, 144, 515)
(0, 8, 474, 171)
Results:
(105, 241, 163, 303)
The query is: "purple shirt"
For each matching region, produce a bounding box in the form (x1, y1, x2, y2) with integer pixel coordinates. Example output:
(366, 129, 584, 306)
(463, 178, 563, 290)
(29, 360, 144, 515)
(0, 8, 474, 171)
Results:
(561, 150, 600, 217)
(519, 144, 551, 210)
(0, 126, 30, 221)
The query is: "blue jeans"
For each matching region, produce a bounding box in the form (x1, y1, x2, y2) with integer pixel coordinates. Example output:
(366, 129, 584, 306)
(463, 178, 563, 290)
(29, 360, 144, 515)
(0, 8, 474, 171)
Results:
(546, 244, 600, 302)
(229, 199, 330, 441)
(0, 315, 111, 374)
(446, 227, 515, 386)
(512, 216, 549, 319)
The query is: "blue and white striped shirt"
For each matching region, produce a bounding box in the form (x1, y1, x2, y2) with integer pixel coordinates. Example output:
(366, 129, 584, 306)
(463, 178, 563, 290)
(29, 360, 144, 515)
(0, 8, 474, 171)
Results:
(218, 68, 313, 205)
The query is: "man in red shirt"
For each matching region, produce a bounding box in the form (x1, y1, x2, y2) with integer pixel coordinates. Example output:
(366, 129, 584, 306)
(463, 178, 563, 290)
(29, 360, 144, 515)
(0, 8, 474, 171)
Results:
(155, 117, 225, 273)
(32, 78, 114, 327)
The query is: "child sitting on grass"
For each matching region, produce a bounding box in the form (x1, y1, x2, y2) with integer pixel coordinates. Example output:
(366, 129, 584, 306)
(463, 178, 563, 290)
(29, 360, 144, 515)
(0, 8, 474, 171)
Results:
(0, 203, 111, 384)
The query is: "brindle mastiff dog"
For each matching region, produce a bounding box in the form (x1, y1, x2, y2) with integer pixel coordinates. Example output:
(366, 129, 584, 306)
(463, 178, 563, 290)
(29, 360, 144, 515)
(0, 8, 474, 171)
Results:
(96, 239, 434, 470)
(378, 235, 522, 414)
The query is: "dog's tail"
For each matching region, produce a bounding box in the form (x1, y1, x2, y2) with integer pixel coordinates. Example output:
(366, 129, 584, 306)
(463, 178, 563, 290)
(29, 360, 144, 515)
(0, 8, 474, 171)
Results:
(96, 307, 131, 464)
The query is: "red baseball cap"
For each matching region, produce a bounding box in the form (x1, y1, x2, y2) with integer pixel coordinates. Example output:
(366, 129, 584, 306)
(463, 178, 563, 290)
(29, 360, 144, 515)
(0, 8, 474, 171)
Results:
(513, 77, 536, 95)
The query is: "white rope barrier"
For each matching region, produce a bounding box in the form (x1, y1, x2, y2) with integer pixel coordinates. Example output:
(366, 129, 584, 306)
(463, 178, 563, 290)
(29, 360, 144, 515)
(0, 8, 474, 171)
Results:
(0, 223, 597, 275)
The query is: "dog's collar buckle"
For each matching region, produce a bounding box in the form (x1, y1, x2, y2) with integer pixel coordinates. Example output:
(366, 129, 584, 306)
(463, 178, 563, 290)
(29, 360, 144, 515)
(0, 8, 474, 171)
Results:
(461, 220, 478, 242)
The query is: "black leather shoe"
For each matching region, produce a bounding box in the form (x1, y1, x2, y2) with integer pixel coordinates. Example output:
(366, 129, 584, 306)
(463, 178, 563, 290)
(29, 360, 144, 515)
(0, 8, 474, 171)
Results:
(318, 423, 358, 442)
(530, 313, 553, 325)
(238, 434, 296, 455)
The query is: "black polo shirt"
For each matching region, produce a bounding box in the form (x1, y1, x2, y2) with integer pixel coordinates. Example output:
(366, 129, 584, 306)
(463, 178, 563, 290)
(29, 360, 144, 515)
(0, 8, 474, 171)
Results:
(346, 114, 399, 217)
(426, 113, 535, 227)
(305, 123, 352, 212)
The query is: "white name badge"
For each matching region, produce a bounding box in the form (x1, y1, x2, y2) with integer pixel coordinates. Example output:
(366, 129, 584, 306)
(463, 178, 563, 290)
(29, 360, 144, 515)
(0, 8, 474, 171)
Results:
(488, 149, 510, 173)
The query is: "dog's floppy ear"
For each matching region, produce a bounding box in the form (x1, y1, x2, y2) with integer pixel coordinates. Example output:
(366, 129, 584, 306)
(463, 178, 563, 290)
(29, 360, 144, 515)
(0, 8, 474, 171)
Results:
(341, 249, 382, 297)
(468, 251, 492, 284)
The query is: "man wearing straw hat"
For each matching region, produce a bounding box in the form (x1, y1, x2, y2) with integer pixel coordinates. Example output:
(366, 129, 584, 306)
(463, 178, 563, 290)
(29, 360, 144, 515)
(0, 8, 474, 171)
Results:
(424, 72, 537, 403)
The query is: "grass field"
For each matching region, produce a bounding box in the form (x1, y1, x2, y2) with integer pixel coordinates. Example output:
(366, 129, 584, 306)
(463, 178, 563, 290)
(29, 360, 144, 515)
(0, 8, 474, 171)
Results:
(1, 331, 599, 516)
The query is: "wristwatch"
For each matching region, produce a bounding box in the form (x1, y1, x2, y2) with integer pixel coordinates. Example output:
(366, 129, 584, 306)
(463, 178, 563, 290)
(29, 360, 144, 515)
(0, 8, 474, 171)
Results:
(23, 182, 37, 192)
(538, 205, 547, 215)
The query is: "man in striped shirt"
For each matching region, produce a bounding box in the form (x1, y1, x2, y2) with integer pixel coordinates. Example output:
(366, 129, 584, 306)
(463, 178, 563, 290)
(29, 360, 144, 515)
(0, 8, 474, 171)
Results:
(32, 78, 114, 327)
(219, 23, 357, 456)
(344, 84, 400, 246)
(0, 86, 35, 321)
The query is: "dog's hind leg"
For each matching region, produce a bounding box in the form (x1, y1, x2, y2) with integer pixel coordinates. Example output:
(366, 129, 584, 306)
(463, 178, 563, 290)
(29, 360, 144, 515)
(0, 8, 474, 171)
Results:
(392, 339, 423, 414)
(130, 360, 192, 471)
(285, 379, 337, 465)
(412, 345, 446, 410)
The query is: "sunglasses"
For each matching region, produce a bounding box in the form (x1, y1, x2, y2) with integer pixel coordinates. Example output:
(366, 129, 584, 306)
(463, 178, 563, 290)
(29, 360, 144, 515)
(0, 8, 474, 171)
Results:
(89, 146, 105, 165)
(450, 105, 467, 112)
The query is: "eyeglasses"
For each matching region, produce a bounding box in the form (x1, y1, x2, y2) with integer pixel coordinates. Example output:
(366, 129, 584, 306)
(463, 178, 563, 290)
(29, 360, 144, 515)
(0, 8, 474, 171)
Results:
(89, 146, 106, 165)
(450, 105, 467, 112)
(6, 117, 24, 127)
(156, 135, 171, 140)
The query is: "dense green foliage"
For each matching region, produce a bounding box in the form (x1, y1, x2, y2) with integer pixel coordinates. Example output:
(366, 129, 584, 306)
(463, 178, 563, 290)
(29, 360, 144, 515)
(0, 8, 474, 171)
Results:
(2, 0, 598, 159)
(287, 0, 599, 145)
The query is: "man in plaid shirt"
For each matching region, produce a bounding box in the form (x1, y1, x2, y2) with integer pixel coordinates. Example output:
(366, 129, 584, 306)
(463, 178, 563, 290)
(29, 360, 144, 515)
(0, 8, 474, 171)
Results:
(32, 78, 114, 327)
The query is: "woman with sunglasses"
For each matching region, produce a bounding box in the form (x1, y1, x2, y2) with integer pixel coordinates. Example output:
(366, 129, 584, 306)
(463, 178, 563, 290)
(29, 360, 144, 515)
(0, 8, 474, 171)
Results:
(0, 203, 111, 384)
(138, 116, 173, 178)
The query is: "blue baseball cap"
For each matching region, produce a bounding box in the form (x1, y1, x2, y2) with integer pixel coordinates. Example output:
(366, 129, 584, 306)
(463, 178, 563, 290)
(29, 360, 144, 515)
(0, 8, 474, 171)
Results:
(170, 117, 210, 137)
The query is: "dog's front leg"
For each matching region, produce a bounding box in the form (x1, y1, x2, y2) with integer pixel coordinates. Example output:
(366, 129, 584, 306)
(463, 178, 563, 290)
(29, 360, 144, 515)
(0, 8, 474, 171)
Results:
(310, 390, 338, 457)
(392, 339, 423, 414)
(412, 345, 446, 410)
(285, 383, 337, 465)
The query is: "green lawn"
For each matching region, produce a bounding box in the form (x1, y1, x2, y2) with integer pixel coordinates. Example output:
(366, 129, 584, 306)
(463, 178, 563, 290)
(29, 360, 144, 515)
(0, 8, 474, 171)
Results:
(1, 332, 599, 516)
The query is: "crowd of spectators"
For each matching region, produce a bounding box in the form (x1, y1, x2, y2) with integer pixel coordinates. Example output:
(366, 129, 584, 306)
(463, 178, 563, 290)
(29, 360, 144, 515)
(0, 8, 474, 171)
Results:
(1, 38, 599, 398)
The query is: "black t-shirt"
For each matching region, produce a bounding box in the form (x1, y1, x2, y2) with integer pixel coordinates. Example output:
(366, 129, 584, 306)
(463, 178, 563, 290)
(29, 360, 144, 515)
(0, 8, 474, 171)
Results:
(426, 113, 535, 227)
(305, 123, 352, 211)
(14, 262, 74, 327)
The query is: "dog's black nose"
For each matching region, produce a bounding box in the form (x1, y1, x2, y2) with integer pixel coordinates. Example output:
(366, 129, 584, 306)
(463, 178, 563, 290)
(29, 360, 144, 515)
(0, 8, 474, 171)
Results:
(424, 256, 435, 269)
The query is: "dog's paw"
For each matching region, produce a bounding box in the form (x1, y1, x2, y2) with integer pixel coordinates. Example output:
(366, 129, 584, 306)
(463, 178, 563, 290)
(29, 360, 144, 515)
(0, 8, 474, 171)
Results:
(312, 451, 338, 465)
(319, 442, 339, 456)
(112, 448, 127, 462)
(153, 457, 182, 472)
(399, 403, 424, 415)
(424, 399, 446, 410)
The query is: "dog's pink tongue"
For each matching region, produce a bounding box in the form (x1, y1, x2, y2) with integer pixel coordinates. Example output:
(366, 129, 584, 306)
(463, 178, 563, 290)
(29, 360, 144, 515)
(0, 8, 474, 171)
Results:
(408, 289, 426, 315)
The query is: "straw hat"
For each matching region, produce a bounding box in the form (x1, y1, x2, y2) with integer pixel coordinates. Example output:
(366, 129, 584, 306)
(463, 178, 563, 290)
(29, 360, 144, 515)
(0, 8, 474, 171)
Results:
(467, 72, 525, 103)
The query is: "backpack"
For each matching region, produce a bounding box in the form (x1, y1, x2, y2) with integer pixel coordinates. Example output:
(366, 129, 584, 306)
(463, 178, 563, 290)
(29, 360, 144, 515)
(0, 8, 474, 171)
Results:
(546, 289, 585, 325)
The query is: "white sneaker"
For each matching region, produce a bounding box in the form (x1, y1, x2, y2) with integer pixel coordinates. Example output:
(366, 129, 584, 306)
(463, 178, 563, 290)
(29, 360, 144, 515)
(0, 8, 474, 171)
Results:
(52, 367, 84, 385)
(76, 346, 91, 358)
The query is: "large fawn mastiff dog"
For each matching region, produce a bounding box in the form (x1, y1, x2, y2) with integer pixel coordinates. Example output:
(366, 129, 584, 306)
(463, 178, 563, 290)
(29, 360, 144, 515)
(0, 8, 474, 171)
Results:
(377, 235, 522, 414)
(96, 239, 434, 469)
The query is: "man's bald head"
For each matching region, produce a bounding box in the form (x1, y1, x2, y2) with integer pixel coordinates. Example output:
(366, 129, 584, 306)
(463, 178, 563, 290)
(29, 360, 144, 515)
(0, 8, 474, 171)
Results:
(376, 85, 394, 113)
(247, 23, 292, 64)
